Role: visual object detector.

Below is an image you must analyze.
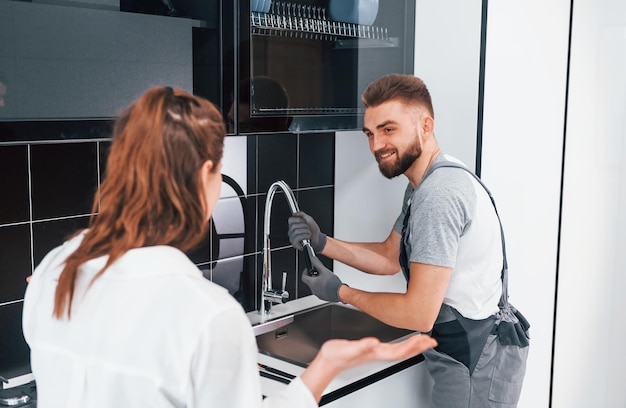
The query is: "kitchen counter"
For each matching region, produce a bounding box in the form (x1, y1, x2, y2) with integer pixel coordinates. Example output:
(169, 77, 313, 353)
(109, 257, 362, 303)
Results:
(258, 348, 425, 406)
(247, 296, 429, 406)
(13, 297, 428, 408)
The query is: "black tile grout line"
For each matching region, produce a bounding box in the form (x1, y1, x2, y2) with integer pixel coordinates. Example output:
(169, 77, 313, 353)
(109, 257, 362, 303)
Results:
(0, 220, 31, 228)
(27, 144, 34, 275)
(0, 299, 24, 308)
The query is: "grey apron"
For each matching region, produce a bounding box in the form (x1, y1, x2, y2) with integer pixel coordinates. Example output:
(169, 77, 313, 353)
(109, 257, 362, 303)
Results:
(400, 160, 530, 408)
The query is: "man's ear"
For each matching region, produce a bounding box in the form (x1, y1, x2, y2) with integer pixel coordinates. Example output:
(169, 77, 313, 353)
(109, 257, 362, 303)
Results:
(422, 115, 435, 137)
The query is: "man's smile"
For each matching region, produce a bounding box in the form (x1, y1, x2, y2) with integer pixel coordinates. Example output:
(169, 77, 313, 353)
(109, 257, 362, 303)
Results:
(376, 149, 396, 163)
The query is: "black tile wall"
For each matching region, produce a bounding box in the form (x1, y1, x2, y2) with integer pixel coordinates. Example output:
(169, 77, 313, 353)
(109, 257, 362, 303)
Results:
(297, 187, 335, 235)
(243, 133, 335, 314)
(256, 247, 298, 309)
(0, 224, 31, 303)
(32, 216, 91, 267)
(295, 187, 334, 298)
(299, 132, 335, 188)
(185, 222, 214, 265)
(0, 145, 30, 224)
(30, 143, 98, 220)
(98, 141, 112, 185)
(258, 190, 294, 250)
(0, 302, 31, 380)
(0, 124, 335, 380)
(257, 133, 298, 192)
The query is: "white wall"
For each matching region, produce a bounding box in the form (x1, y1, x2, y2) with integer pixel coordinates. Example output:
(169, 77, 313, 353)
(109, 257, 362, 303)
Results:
(334, 130, 408, 291)
(484, 1, 626, 407)
(413, 0, 483, 170)
(551, 0, 626, 406)
(481, 1, 571, 407)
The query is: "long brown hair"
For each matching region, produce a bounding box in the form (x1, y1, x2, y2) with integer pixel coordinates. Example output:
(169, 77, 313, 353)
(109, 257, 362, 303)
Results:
(53, 87, 226, 319)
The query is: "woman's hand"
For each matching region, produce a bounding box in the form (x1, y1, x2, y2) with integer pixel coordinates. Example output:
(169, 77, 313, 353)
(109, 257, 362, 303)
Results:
(320, 334, 436, 370)
(300, 334, 437, 402)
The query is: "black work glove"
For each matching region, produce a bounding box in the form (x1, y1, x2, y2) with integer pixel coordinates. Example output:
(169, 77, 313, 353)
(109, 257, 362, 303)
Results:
(302, 256, 344, 303)
(288, 212, 327, 253)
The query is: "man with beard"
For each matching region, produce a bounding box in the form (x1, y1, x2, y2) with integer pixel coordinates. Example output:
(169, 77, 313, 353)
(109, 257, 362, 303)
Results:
(287, 74, 529, 407)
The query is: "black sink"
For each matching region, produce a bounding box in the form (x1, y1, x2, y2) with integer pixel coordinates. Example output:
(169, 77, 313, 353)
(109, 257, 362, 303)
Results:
(255, 303, 415, 367)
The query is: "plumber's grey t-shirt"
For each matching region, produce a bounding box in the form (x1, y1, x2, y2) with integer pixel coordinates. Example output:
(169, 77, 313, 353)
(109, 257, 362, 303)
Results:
(393, 155, 502, 319)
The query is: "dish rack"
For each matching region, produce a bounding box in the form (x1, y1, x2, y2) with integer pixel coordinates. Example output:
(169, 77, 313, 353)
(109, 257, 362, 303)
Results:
(251, 1, 398, 48)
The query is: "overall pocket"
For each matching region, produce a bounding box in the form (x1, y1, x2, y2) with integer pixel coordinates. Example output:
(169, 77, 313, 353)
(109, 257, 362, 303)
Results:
(488, 340, 529, 404)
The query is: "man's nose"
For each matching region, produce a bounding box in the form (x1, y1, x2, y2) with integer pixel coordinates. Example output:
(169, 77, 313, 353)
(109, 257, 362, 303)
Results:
(369, 133, 387, 152)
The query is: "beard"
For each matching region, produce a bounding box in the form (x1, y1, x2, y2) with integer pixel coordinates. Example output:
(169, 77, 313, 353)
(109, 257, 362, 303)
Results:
(376, 137, 422, 179)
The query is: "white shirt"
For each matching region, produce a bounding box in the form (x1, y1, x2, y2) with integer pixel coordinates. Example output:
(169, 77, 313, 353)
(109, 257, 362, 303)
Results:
(23, 233, 317, 408)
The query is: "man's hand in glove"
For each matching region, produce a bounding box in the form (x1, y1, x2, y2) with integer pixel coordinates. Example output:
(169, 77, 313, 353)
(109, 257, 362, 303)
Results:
(302, 255, 344, 303)
(288, 212, 327, 253)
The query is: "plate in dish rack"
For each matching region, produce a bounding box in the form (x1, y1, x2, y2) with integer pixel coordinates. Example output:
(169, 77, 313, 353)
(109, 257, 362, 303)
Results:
(329, 0, 379, 26)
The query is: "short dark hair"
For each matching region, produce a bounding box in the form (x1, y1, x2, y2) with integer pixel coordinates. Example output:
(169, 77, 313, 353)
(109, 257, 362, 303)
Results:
(361, 74, 434, 118)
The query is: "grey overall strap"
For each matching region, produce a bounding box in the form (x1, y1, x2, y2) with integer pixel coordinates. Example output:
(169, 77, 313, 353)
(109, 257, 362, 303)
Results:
(422, 160, 509, 308)
(421, 160, 530, 350)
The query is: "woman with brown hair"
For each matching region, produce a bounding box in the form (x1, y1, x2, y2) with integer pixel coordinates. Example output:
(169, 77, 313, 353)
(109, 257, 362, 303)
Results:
(22, 87, 435, 408)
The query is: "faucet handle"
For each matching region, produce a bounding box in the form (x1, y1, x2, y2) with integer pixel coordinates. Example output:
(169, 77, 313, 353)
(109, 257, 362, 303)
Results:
(263, 272, 289, 307)
(303, 243, 319, 276)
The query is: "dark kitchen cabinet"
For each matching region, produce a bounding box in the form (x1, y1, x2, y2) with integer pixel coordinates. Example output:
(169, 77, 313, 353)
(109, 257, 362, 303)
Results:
(233, 0, 415, 133)
(0, 0, 414, 140)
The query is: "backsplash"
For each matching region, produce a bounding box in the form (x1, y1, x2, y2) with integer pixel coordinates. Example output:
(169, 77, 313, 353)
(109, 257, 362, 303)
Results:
(0, 121, 335, 381)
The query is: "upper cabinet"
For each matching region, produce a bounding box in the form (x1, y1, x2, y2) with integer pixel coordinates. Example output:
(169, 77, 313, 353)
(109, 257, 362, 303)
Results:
(0, 0, 414, 141)
(232, 0, 415, 134)
(0, 1, 219, 123)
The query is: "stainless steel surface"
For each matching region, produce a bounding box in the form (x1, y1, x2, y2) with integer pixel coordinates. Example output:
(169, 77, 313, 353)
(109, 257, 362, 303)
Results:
(0, 381, 36, 407)
(253, 314, 295, 337)
(256, 303, 415, 367)
(261, 180, 315, 318)
(0, 395, 30, 406)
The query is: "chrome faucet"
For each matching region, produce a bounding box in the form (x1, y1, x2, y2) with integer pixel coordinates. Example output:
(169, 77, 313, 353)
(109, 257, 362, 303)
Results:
(261, 180, 318, 318)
